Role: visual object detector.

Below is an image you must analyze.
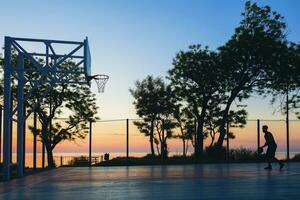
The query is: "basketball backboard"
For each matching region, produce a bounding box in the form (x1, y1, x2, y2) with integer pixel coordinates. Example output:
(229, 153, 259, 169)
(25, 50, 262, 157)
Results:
(84, 37, 91, 77)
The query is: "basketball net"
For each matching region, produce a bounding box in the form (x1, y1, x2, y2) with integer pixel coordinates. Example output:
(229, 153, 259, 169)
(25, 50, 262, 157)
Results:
(87, 74, 109, 93)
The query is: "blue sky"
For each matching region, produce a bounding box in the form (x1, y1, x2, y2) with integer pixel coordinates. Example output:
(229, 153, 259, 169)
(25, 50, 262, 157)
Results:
(0, 0, 299, 120)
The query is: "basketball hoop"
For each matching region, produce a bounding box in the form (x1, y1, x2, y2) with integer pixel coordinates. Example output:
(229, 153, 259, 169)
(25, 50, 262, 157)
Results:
(87, 74, 109, 93)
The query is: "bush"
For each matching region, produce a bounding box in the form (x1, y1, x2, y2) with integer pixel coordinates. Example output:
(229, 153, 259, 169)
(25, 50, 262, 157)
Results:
(291, 154, 300, 161)
(203, 146, 227, 161)
(203, 146, 263, 162)
(143, 154, 160, 159)
(228, 148, 262, 162)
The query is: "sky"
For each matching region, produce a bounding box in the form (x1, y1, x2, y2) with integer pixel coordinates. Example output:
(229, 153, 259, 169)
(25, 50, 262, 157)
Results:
(0, 0, 300, 158)
(0, 0, 299, 120)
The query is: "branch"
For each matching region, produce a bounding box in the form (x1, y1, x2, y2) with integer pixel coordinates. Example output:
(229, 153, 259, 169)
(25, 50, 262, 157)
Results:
(51, 118, 86, 149)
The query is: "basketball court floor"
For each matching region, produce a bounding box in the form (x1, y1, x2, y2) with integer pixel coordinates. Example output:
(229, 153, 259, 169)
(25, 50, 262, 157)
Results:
(1, 163, 300, 199)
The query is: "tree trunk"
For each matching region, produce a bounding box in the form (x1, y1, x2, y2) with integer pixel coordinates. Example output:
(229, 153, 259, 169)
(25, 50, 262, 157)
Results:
(150, 120, 155, 156)
(46, 147, 55, 168)
(162, 139, 168, 158)
(216, 94, 237, 148)
(195, 117, 204, 158)
(185, 141, 189, 155)
(209, 130, 215, 147)
(194, 101, 207, 159)
(193, 119, 197, 153)
(42, 124, 55, 168)
(156, 143, 160, 155)
(179, 123, 186, 157)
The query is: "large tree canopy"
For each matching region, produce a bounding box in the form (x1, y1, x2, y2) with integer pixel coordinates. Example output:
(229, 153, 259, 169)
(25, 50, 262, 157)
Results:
(215, 1, 288, 148)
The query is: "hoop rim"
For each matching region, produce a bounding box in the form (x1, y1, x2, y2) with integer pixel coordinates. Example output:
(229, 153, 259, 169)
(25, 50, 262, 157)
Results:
(86, 74, 109, 81)
(86, 74, 109, 93)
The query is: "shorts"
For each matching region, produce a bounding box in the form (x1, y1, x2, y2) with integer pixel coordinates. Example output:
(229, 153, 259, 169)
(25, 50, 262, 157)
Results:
(266, 145, 277, 159)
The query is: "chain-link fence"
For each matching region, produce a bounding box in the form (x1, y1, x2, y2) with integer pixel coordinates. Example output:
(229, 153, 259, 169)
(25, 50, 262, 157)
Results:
(0, 109, 299, 168)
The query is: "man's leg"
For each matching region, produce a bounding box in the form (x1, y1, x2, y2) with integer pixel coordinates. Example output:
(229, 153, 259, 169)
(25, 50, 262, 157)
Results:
(264, 157, 272, 169)
(264, 147, 273, 170)
(273, 146, 284, 170)
(273, 156, 284, 169)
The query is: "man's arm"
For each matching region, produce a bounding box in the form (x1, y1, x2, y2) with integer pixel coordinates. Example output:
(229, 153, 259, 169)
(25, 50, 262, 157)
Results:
(260, 134, 270, 149)
(261, 143, 268, 149)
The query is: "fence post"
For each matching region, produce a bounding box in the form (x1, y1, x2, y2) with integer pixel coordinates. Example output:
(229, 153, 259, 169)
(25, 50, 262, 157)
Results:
(257, 119, 260, 150)
(126, 119, 129, 159)
(286, 89, 290, 160)
(89, 120, 92, 166)
(33, 111, 37, 170)
(60, 156, 63, 166)
(226, 122, 229, 161)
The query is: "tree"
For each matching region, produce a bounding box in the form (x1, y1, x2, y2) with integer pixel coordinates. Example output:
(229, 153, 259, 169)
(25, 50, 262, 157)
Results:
(28, 60, 98, 168)
(130, 76, 170, 156)
(226, 109, 248, 140)
(204, 106, 221, 148)
(168, 45, 223, 158)
(215, 1, 287, 148)
(173, 107, 195, 156)
(263, 42, 300, 118)
(0, 54, 98, 168)
(204, 105, 247, 148)
(155, 84, 177, 158)
(133, 119, 154, 153)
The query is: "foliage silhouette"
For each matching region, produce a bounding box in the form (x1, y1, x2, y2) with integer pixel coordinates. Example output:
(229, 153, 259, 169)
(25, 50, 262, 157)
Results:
(215, 1, 288, 148)
(130, 75, 176, 157)
(168, 45, 223, 158)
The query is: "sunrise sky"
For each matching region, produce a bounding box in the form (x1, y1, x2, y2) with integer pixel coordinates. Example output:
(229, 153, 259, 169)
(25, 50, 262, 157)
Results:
(1, 0, 299, 158)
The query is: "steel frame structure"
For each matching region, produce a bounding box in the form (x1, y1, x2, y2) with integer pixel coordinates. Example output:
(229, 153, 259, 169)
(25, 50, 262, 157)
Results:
(2, 36, 91, 181)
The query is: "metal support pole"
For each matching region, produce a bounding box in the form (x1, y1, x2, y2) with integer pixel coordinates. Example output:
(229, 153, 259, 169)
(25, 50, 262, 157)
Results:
(0, 105, 2, 162)
(89, 120, 92, 166)
(126, 119, 129, 159)
(17, 53, 25, 177)
(286, 89, 290, 160)
(33, 111, 37, 170)
(22, 104, 26, 171)
(226, 122, 229, 161)
(3, 37, 12, 181)
(10, 96, 13, 164)
(257, 119, 260, 149)
(42, 142, 45, 168)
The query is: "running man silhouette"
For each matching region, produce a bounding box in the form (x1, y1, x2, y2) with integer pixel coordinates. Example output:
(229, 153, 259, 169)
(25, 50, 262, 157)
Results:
(259, 125, 284, 170)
